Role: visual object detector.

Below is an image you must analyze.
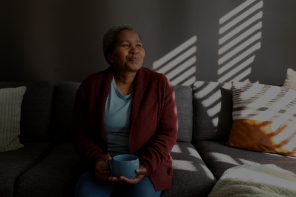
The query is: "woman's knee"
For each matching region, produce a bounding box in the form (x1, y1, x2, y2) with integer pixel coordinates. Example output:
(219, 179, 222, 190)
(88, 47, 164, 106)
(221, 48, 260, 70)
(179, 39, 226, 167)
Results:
(114, 177, 161, 197)
(75, 171, 115, 197)
(75, 171, 95, 197)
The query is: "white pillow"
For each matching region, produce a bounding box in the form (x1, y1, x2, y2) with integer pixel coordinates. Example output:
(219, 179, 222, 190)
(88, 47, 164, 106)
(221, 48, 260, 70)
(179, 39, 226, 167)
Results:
(283, 68, 296, 90)
(0, 86, 26, 152)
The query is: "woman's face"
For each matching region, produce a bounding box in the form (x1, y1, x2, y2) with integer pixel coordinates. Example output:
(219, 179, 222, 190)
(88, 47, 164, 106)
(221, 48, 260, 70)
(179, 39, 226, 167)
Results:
(108, 30, 145, 73)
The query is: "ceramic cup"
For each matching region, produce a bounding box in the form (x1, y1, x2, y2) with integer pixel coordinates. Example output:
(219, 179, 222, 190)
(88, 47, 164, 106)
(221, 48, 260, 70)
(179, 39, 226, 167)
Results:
(106, 154, 139, 179)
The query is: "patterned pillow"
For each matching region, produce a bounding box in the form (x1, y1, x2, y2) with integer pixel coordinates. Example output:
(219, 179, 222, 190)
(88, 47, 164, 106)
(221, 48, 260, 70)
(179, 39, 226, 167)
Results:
(226, 82, 296, 156)
(0, 86, 26, 152)
(283, 68, 296, 90)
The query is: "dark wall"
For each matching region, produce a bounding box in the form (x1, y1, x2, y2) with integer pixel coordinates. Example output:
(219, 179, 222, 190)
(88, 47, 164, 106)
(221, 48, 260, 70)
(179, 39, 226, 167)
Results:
(1, 0, 296, 84)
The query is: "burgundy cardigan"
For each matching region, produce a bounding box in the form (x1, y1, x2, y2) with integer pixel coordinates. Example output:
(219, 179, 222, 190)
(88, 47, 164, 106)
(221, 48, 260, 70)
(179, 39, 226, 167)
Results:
(65, 66, 178, 195)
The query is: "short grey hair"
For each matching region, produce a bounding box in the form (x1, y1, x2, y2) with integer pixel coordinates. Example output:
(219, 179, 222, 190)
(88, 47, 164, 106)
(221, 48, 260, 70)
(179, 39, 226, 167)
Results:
(103, 24, 140, 65)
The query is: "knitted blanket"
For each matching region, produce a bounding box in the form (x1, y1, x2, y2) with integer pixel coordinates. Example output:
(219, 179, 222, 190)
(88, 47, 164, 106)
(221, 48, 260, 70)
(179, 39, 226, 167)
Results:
(208, 164, 296, 197)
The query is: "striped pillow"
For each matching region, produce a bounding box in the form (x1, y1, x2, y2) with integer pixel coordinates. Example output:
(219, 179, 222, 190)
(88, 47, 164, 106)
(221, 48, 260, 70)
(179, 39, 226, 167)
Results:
(0, 86, 26, 152)
(226, 82, 296, 156)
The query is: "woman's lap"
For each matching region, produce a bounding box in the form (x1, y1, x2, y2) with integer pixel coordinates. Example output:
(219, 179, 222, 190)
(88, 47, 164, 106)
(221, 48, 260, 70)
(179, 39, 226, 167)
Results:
(75, 170, 162, 197)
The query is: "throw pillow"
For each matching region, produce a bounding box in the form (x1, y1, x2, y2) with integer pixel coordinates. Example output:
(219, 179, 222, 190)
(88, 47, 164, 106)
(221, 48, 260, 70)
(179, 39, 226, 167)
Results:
(0, 86, 26, 152)
(283, 68, 296, 90)
(226, 82, 296, 157)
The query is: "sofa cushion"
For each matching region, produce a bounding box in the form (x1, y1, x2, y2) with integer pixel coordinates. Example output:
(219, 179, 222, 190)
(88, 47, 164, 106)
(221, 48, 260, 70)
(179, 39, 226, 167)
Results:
(0, 142, 52, 197)
(15, 142, 215, 197)
(192, 81, 233, 142)
(173, 86, 193, 142)
(0, 81, 55, 142)
(15, 143, 79, 197)
(52, 82, 81, 143)
(161, 142, 216, 197)
(52, 83, 193, 143)
(0, 86, 26, 152)
(193, 141, 296, 180)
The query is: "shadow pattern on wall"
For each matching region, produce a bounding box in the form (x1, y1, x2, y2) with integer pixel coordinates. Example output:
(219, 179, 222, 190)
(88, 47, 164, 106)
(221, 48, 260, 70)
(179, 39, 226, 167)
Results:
(218, 0, 263, 83)
(191, 0, 264, 128)
(152, 36, 197, 86)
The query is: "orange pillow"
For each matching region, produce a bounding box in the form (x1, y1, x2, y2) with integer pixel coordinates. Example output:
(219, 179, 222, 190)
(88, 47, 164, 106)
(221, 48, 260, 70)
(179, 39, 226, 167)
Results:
(226, 82, 296, 157)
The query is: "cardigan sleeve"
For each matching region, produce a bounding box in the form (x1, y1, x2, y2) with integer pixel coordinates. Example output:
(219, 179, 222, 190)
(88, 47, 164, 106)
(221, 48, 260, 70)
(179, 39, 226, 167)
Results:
(71, 76, 104, 171)
(139, 75, 178, 176)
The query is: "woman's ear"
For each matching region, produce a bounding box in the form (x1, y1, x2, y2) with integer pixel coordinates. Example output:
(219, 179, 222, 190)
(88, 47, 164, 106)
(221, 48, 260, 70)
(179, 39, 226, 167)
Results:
(107, 53, 114, 64)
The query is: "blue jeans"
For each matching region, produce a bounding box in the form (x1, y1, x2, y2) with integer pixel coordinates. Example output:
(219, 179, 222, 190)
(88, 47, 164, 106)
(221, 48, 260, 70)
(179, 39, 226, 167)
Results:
(75, 169, 162, 197)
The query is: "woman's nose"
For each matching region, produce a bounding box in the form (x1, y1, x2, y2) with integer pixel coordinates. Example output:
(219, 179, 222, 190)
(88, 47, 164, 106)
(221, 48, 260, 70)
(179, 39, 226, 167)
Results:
(129, 46, 138, 54)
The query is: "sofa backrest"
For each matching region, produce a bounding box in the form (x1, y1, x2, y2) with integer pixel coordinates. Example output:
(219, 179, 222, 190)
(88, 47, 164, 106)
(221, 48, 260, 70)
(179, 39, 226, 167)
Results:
(51, 82, 80, 143)
(0, 81, 55, 143)
(192, 81, 233, 142)
(173, 85, 193, 142)
(52, 83, 193, 143)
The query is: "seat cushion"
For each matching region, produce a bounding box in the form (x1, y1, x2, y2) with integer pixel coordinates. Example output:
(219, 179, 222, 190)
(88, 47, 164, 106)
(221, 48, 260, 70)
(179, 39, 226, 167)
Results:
(0, 142, 52, 197)
(192, 81, 233, 142)
(0, 81, 55, 142)
(16, 142, 215, 197)
(15, 143, 79, 197)
(193, 141, 296, 180)
(52, 83, 193, 143)
(161, 142, 216, 197)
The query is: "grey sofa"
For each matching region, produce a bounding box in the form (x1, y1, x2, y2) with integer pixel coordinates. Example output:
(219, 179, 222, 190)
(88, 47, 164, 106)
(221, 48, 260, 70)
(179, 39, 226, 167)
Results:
(1, 80, 296, 197)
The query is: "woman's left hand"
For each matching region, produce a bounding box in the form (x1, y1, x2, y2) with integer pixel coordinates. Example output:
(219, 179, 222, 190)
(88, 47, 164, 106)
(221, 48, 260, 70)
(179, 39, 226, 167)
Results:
(108, 166, 147, 185)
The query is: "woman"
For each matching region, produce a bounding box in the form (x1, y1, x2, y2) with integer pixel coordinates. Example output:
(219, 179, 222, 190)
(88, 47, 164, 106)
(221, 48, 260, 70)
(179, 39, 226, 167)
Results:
(71, 25, 178, 197)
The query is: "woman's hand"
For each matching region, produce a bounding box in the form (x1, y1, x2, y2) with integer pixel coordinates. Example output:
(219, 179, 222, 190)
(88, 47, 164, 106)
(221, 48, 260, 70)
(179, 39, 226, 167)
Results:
(108, 166, 147, 185)
(94, 154, 112, 183)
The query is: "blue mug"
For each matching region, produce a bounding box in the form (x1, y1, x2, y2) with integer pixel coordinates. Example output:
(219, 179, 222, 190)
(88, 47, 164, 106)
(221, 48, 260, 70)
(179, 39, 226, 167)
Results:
(107, 154, 139, 179)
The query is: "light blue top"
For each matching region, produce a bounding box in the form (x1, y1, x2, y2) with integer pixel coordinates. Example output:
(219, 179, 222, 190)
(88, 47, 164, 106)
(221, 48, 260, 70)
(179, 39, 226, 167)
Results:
(104, 77, 133, 157)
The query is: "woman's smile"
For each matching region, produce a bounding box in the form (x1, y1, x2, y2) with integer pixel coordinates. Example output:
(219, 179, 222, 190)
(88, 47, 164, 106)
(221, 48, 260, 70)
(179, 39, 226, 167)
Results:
(128, 56, 140, 62)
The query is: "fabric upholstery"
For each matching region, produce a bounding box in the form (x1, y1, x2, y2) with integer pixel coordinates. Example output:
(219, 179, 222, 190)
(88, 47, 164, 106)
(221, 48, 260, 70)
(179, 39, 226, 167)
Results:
(193, 141, 296, 180)
(0, 86, 26, 152)
(0, 142, 52, 197)
(52, 83, 192, 143)
(0, 81, 55, 142)
(173, 86, 193, 142)
(52, 82, 80, 143)
(15, 143, 79, 197)
(227, 82, 296, 156)
(192, 81, 233, 142)
(284, 68, 296, 90)
(15, 142, 215, 197)
(162, 142, 216, 197)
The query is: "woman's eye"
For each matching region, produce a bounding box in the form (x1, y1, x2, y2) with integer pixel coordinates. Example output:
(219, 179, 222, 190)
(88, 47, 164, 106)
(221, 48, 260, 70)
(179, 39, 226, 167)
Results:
(123, 44, 128, 47)
(137, 45, 142, 47)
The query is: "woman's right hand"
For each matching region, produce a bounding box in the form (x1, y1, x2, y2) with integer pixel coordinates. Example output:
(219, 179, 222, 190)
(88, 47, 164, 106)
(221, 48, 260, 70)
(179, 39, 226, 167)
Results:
(94, 154, 112, 183)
